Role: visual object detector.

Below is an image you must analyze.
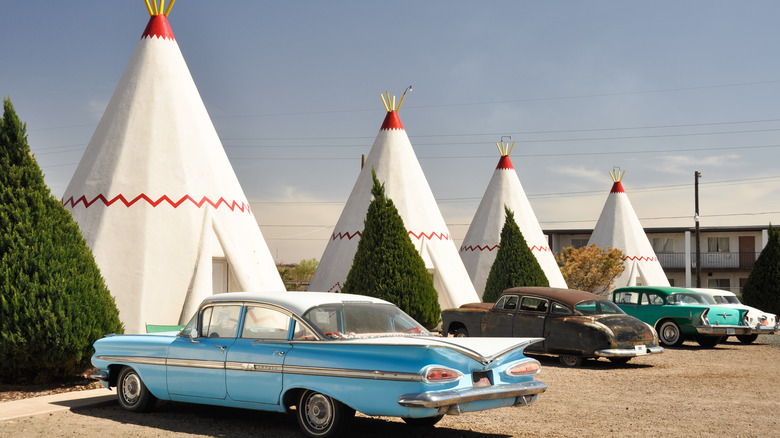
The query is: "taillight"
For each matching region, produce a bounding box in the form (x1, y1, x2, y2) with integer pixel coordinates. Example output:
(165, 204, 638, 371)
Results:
(505, 359, 541, 377)
(742, 310, 750, 326)
(422, 366, 463, 383)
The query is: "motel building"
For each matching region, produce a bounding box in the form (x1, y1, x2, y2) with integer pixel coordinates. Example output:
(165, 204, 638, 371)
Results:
(545, 225, 770, 294)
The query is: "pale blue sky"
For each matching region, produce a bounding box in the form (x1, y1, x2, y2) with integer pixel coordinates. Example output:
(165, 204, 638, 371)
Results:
(3, 1, 780, 262)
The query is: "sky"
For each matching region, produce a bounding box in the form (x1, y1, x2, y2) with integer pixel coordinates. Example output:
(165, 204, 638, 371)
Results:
(3, 1, 780, 263)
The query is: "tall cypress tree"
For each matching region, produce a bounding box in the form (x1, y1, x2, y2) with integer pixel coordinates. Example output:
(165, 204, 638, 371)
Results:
(482, 206, 549, 303)
(742, 224, 780, 315)
(0, 97, 123, 384)
(342, 169, 441, 328)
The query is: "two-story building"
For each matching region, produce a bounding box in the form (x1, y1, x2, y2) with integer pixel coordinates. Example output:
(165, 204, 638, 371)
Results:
(545, 225, 769, 294)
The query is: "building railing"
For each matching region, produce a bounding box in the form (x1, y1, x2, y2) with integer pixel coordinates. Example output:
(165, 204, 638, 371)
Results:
(656, 251, 759, 270)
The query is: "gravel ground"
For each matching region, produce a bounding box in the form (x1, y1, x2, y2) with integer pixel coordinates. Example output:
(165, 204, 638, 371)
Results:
(1, 335, 779, 437)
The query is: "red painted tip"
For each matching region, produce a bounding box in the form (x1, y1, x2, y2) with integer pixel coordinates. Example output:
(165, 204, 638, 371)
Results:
(610, 181, 625, 193)
(380, 110, 404, 131)
(142, 15, 175, 41)
(496, 155, 514, 170)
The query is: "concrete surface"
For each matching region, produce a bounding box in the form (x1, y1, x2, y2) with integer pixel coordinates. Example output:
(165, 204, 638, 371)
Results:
(0, 388, 116, 422)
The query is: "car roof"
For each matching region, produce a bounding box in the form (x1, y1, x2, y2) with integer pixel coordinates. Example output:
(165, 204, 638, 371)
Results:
(613, 286, 692, 296)
(201, 291, 391, 316)
(501, 287, 605, 307)
(688, 288, 737, 297)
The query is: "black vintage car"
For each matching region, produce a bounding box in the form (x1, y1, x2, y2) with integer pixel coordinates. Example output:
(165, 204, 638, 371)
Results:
(441, 287, 664, 366)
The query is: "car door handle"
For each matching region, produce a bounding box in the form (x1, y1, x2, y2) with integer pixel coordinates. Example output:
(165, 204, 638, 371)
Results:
(215, 345, 226, 353)
(272, 351, 285, 356)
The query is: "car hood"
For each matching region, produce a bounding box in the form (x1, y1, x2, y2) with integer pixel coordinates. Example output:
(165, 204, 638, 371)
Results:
(330, 336, 543, 365)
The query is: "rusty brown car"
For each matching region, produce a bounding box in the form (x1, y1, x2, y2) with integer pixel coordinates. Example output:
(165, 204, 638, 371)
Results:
(441, 287, 664, 367)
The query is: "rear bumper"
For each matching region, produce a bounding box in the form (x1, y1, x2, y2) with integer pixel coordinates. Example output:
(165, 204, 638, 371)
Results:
(595, 346, 664, 357)
(751, 324, 778, 335)
(398, 380, 547, 410)
(695, 325, 752, 336)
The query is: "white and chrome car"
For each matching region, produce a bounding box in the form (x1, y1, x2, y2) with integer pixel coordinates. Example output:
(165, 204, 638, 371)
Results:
(689, 288, 777, 343)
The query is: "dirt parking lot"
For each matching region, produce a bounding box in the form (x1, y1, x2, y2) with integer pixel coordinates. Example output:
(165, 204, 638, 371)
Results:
(2, 336, 778, 437)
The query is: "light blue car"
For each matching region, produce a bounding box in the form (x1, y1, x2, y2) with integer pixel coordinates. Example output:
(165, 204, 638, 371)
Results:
(91, 292, 546, 437)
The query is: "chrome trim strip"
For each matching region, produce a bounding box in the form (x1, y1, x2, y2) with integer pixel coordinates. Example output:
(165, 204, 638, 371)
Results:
(283, 365, 423, 382)
(95, 355, 167, 366)
(167, 358, 225, 369)
(225, 362, 283, 373)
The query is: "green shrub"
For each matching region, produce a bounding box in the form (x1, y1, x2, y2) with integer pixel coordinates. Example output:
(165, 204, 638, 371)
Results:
(0, 97, 123, 384)
(482, 206, 549, 303)
(342, 169, 441, 328)
(742, 224, 780, 316)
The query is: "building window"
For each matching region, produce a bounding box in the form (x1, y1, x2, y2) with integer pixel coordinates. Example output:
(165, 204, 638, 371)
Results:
(708, 278, 730, 290)
(652, 238, 673, 253)
(571, 239, 588, 249)
(707, 237, 729, 252)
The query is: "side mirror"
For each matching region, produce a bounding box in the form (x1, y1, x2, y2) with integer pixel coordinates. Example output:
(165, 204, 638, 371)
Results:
(188, 328, 200, 343)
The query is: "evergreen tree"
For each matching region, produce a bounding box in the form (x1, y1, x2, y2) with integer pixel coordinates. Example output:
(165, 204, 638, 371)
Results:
(342, 170, 440, 328)
(0, 97, 123, 384)
(482, 206, 549, 303)
(742, 224, 780, 316)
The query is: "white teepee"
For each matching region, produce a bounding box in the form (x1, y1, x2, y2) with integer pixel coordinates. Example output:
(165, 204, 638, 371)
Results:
(460, 141, 567, 298)
(62, 7, 284, 333)
(308, 91, 480, 309)
(587, 170, 669, 289)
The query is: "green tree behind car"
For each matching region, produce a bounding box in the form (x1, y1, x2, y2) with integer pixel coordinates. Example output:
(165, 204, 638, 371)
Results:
(342, 170, 441, 329)
(482, 207, 549, 303)
(0, 97, 123, 384)
(742, 224, 780, 316)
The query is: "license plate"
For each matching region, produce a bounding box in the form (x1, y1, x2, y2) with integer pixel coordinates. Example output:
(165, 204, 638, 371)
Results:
(726, 328, 735, 335)
(472, 371, 492, 387)
(634, 345, 647, 354)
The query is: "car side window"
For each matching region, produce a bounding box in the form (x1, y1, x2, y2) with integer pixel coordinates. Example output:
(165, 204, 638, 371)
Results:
(202, 305, 242, 338)
(615, 292, 637, 304)
(291, 320, 318, 341)
(241, 306, 291, 340)
(645, 293, 664, 305)
(550, 302, 571, 315)
(520, 297, 548, 313)
(495, 295, 518, 310)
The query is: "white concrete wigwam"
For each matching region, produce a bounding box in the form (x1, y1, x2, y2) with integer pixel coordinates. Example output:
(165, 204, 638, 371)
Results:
(460, 140, 567, 298)
(308, 89, 480, 309)
(62, 3, 284, 333)
(587, 169, 670, 289)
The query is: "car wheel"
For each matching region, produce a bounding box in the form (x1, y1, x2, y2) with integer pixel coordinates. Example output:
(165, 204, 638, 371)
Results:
(696, 336, 720, 348)
(608, 357, 631, 365)
(402, 415, 444, 427)
(297, 390, 354, 438)
(453, 327, 469, 337)
(657, 320, 684, 347)
(116, 367, 156, 412)
(558, 355, 583, 367)
(737, 334, 759, 344)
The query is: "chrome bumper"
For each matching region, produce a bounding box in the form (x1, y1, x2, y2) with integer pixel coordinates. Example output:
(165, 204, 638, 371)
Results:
(398, 380, 546, 410)
(595, 346, 664, 357)
(89, 370, 109, 382)
(695, 325, 752, 336)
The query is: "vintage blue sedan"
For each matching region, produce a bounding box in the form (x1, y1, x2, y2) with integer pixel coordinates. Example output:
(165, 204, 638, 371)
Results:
(91, 292, 546, 437)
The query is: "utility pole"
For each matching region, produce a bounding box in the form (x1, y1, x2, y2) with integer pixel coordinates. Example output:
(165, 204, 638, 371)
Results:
(695, 171, 701, 287)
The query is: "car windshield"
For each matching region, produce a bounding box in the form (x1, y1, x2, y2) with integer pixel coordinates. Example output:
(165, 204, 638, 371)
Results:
(668, 293, 707, 305)
(574, 300, 625, 315)
(302, 302, 430, 339)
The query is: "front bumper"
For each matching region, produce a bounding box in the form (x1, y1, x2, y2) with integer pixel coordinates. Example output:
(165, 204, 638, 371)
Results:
(695, 325, 752, 336)
(595, 346, 664, 358)
(398, 380, 547, 412)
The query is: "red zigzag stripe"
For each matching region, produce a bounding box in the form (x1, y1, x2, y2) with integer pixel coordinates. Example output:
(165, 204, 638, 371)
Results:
(62, 194, 252, 213)
(331, 230, 451, 241)
(460, 244, 552, 253)
(623, 255, 659, 262)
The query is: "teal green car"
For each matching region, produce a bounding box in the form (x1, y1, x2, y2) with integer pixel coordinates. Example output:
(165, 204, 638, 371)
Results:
(612, 286, 751, 348)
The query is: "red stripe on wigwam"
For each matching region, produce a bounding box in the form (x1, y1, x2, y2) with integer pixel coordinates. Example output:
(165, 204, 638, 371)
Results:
(380, 111, 404, 131)
(497, 155, 514, 170)
(142, 15, 175, 41)
(610, 181, 625, 193)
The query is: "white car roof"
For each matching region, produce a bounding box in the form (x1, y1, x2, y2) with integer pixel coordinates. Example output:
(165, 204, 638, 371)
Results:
(201, 291, 391, 316)
(688, 288, 736, 297)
